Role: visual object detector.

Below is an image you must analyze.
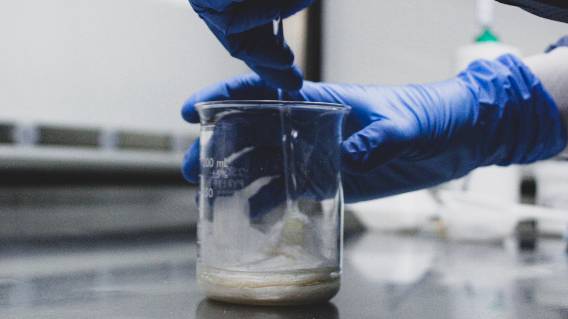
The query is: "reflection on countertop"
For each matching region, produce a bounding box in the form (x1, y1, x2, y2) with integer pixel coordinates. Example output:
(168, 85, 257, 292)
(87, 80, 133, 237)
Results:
(196, 300, 339, 319)
(0, 232, 566, 319)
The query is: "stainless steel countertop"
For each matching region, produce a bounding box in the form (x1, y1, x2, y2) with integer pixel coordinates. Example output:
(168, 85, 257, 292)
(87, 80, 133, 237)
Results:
(0, 232, 567, 318)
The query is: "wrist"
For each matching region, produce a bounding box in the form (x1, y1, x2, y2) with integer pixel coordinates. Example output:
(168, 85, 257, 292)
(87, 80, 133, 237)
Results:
(458, 54, 567, 166)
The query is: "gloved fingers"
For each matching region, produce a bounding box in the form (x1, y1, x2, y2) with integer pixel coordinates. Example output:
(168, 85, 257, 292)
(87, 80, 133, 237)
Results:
(181, 74, 276, 123)
(211, 24, 295, 69)
(212, 24, 304, 89)
(341, 120, 415, 174)
(248, 63, 303, 90)
(181, 73, 321, 125)
(192, 0, 313, 35)
(182, 139, 201, 184)
(286, 80, 364, 106)
(190, 0, 244, 13)
(248, 177, 285, 221)
(193, 0, 308, 89)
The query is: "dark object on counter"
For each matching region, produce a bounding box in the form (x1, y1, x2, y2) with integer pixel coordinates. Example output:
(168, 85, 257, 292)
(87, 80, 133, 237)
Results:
(515, 219, 539, 251)
(0, 123, 15, 144)
(520, 176, 537, 205)
(37, 125, 99, 148)
(116, 131, 173, 151)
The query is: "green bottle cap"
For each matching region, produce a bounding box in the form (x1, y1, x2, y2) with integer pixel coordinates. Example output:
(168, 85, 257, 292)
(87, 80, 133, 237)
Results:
(475, 27, 500, 43)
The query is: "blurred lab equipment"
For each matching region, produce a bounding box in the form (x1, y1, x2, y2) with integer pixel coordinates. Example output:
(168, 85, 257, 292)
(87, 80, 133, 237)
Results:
(436, 190, 568, 243)
(515, 219, 539, 251)
(194, 101, 349, 305)
(456, 0, 522, 71)
(533, 160, 568, 243)
(534, 161, 568, 210)
(346, 191, 438, 232)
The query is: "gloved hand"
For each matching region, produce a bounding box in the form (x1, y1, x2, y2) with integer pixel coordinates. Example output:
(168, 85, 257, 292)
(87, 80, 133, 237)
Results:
(188, 0, 313, 90)
(182, 54, 567, 204)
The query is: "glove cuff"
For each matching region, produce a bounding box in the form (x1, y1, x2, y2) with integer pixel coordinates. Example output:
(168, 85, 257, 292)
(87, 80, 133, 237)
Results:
(458, 54, 568, 166)
(545, 35, 568, 53)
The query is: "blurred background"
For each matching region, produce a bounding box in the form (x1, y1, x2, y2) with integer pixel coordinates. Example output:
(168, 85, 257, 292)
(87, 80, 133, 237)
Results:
(0, 0, 566, 241)
(0, 0, 567, 317)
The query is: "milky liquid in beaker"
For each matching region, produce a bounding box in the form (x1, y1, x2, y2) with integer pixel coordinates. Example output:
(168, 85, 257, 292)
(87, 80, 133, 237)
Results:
(198, 264, 340, 305)
(198, 191, 339, 305)
(197, 198, 340, 304)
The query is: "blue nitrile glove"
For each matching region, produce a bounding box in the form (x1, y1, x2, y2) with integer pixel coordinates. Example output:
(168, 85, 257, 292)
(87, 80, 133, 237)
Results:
(546, 35, 568, 52)
(182, 54, 567, 206)
(188, 0, 313, 90)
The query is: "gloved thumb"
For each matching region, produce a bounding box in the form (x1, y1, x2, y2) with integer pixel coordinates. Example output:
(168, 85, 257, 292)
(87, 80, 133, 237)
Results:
(182, 138, 200, 184)
(341, 120, 414, 174)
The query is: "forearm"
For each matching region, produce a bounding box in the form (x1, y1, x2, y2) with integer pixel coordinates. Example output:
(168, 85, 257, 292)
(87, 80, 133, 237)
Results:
(524, 47, 568, 157)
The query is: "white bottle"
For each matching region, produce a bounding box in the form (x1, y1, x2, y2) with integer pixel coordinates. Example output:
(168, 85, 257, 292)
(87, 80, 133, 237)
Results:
(456, 0, 521, 70)
(452, 0, 522, 203)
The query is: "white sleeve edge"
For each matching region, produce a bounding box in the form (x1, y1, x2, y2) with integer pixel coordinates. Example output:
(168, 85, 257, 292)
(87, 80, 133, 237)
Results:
(524, 48, 568, 157)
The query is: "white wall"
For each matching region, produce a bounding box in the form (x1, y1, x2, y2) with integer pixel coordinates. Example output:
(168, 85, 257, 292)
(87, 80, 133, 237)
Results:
(323, 0, 568, 85)
(0, 0, 248, 133)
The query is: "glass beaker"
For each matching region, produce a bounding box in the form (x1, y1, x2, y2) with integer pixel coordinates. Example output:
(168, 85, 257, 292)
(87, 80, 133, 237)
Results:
(195, 101, 350, 305)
